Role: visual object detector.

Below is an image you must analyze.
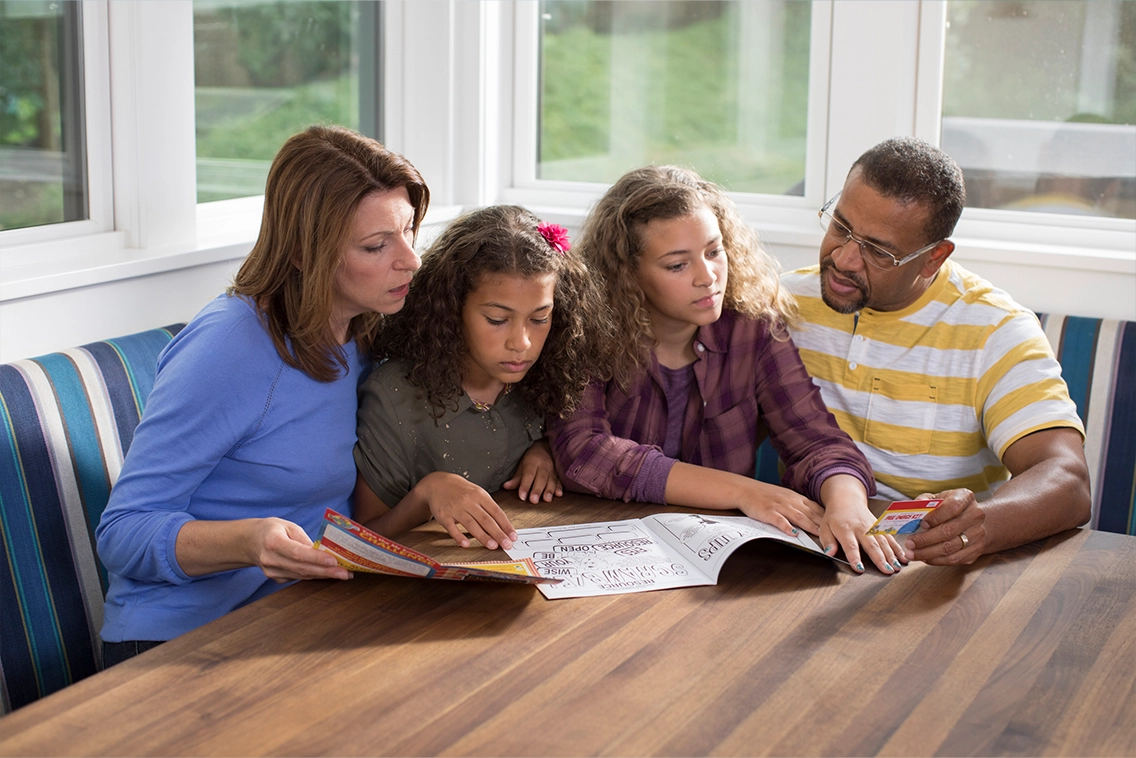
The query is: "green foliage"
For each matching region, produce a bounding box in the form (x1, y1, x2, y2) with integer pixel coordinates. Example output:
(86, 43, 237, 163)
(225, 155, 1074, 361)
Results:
(538, 1, 810, 194)
(540, 24, 612, 163)
(0, 14, 58, 147)
(194, 1, 356, 88)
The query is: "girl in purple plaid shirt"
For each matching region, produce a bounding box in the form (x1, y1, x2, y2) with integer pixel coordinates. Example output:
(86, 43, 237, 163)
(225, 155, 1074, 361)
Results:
(547, 166, 905, 574)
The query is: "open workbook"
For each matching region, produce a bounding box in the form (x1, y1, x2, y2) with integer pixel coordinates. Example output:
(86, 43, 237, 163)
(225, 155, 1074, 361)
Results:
(315, 509, 560, 585)
(503, 512, 845, 600)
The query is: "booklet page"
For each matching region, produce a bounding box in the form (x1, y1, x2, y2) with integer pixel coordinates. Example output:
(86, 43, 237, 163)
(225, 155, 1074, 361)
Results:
(643, 512, 828, 582)
(506, 519, 714, 599)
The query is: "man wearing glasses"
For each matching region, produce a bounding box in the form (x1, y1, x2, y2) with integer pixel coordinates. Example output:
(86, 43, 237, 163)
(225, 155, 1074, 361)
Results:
(783, 137, 1090, 566)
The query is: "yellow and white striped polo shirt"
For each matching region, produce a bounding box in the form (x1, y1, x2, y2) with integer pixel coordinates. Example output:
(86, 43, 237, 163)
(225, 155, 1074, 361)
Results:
(783, 261, 1084, 501)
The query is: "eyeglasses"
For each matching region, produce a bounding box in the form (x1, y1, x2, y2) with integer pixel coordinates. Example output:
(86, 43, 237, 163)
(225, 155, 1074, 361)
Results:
(818, 193, 941, 269)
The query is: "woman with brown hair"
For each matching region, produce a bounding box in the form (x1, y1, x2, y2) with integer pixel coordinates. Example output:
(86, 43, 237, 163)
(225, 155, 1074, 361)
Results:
(96, 126, 429, 663)
(548, 165, 905, 574)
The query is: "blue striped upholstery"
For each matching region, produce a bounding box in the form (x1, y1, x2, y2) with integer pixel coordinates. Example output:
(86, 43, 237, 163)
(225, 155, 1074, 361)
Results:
(1036, 314, 1136, 535)
(757, 313, 1135, 535)
(0, 324, 184, 713)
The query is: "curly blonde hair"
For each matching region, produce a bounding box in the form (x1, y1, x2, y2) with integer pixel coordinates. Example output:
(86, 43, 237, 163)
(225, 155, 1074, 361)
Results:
(576, 165, 797, 388)
(374, 205, 615, 419)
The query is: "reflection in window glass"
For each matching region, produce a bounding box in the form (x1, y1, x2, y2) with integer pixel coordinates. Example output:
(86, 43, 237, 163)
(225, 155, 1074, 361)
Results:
(942, 0, 1136, 219)
(193, 1, 373, 203)
(0, 0, 87, 231)
(539, 1, 810, 195)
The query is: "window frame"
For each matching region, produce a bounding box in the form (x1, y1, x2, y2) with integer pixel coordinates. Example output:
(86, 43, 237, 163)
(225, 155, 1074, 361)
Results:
(495, 0, 1134, 269)
(1, 0, 1132, 317)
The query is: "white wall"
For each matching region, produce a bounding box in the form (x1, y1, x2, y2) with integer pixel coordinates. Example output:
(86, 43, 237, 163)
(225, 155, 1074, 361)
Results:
(5, 219, 1131, 364)
(0, 257, 243, 363)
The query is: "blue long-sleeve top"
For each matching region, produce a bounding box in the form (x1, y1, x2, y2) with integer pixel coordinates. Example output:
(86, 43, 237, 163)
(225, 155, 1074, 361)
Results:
(96, 294, 369, 642)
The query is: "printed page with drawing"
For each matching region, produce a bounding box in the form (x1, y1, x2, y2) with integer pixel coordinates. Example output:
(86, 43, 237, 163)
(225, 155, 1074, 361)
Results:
(504, 512, 835, 599)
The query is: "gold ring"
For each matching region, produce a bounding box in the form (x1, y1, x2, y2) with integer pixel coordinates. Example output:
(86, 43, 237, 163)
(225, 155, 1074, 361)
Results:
(959, 533, 969, 550)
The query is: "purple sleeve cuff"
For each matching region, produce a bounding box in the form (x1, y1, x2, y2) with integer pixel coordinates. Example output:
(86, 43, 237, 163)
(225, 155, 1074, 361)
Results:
(809, 465, 876, 504)
(629, 450, 677, 504)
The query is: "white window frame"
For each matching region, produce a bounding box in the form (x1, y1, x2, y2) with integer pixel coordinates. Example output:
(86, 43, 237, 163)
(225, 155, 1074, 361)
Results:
(2, 0, 1132, 319)
(489, 0, 1134, 303)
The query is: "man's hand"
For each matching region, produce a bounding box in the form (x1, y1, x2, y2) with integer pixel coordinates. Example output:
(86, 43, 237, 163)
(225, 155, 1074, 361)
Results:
(903, 489, 986, 565)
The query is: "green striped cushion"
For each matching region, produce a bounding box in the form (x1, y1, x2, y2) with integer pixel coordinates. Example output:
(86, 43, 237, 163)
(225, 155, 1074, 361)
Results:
(0, 324, 184, 713)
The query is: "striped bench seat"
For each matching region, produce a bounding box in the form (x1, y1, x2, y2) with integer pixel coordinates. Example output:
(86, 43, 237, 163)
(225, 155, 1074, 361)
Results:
(0, 324, 184, 713)
(757, 313, 1135, 535)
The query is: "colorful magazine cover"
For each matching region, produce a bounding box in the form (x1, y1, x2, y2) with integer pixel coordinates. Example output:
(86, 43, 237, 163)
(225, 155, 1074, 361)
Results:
(315, 509, 560, 585)
(865, 499, 943, 536)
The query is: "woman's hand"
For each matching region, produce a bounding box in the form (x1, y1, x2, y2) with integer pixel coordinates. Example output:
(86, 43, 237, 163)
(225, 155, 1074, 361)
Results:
(419, 472, 519, 550)
(247, 518, 354, 583)
(503, 439, 564, 503)
(817, 475, 905, 574)
(174, 517, 351, 582)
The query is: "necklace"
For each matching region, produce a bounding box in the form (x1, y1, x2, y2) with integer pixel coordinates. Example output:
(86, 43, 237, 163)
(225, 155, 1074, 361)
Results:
(470, 383, 512, 411)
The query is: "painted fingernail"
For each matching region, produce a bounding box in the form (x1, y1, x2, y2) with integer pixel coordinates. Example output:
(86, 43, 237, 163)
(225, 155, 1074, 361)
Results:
(892, 561, 901, 569)
(824, 545, 835, 555)
(856, 562, 864, 571)
(792, 527, 799, 535)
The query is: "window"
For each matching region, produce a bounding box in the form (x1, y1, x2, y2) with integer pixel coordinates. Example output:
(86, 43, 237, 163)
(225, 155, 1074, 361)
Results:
(537, 0, 812, 195)
(193, 0, 380, 203)
(941, 0, 1136, 220)
(0, 0, 87, 230)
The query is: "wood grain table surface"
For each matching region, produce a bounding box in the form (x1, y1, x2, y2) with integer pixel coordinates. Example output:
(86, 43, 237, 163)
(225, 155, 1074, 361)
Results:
(1, 491, 1133, 757)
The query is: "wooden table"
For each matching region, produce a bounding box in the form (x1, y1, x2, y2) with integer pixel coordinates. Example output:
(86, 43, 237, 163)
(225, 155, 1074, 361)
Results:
(2, 492, 1134, 757)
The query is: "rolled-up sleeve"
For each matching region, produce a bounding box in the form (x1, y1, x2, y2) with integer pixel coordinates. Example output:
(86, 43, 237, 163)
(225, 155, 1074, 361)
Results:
(95, 315, 269, 585)
(547, 382, 666, 502)
(756, 334, 875, 502)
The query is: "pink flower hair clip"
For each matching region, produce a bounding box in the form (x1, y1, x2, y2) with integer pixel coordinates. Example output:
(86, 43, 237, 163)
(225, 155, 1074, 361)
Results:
(537, 222, 571, 254)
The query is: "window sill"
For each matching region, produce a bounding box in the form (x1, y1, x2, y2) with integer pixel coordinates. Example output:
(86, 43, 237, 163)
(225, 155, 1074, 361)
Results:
(0, 200, 468, 303)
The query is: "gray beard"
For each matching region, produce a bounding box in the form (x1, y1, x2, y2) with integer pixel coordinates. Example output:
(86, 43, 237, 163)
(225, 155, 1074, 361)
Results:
(820, 262, 866, 314)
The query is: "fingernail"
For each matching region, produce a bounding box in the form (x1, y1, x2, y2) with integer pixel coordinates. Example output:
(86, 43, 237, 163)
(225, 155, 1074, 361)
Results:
(792, 527, 799, 535)
(905, 539, 916, 551)
(824, 545, 835, 555)
(892, 561, 901, 570)
(856, 562, 864, 572)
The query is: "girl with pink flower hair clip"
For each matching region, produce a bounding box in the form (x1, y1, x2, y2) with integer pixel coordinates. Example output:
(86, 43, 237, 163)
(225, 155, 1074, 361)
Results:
(351, 205, 614, 551)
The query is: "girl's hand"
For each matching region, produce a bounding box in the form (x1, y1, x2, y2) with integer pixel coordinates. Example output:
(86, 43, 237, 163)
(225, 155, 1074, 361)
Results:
(503, 439, 564, 504)
(816, 477, 906, 574)
(246, 518, 353, 583)
(738, 481, 825, 537)
(421, 472, 519, 550)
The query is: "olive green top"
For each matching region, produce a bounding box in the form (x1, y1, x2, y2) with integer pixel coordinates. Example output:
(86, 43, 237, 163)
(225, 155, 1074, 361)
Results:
(354, 359, 544, 507)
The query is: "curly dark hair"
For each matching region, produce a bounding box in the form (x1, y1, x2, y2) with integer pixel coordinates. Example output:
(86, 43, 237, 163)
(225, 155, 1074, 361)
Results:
(853, 137, 966, 244)
(373, 205, 614, 419)
(575, 165, 797, 389)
